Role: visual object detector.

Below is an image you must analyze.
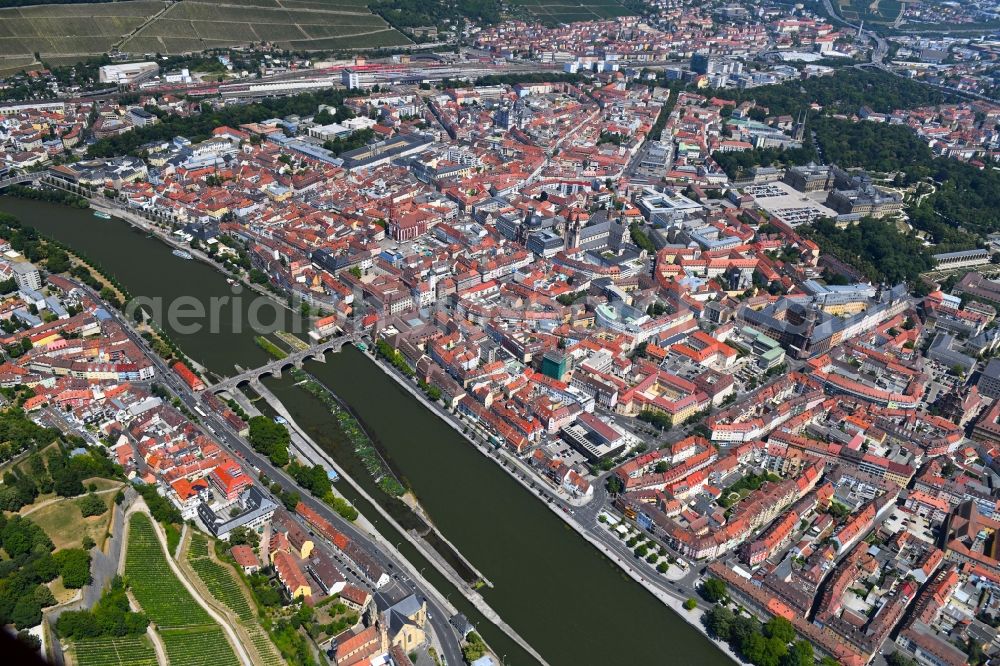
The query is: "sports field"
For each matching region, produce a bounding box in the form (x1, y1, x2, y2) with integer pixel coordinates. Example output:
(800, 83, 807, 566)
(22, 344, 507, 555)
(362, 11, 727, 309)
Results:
(0, 0, 410, 64)
(510, 0, 634, 24)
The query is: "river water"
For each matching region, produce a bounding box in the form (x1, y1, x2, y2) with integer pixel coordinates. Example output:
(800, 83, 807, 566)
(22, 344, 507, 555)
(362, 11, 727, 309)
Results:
(1, 198, 729, 665)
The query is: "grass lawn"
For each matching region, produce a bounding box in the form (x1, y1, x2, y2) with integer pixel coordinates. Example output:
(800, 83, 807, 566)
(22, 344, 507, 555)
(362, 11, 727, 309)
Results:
(27, 483, 120, 551)
(85, 477, 124, 492)
(49, 575, 80, 604)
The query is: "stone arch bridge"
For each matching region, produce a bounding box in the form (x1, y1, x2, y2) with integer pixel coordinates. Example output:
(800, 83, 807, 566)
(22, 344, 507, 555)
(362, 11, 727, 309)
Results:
(209, 332, 363, 394)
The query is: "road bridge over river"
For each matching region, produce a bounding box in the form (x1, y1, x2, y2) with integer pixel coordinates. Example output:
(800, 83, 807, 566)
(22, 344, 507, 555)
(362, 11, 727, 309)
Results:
(208, 332, 363, 394)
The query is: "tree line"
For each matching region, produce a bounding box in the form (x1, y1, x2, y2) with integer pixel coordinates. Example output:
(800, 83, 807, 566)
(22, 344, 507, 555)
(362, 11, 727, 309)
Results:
(56, 576, 148, 640)
(87, 87, 364, 159)
(706, 68, 953, 116)
(799, 217, 934, 285)
(0, 513, 91, 630)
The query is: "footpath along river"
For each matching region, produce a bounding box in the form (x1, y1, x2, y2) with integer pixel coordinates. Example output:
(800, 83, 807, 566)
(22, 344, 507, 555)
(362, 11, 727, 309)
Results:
(1, 197, 730, 665)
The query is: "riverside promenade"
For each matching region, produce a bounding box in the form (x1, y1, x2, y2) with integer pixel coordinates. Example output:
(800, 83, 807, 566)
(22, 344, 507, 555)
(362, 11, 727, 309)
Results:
(247, 380, 551, 666)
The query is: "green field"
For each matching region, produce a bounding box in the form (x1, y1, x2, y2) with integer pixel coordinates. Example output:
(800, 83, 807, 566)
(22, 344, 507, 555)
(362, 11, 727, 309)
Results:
(120, 0, 409, 54)
(74, 635, 158, 666)
(188, 556, 284, 666)
(27, 483, 120, 552)
(0, 0, 409, 63)
(125, 514, 213, 628)
(245, 625, 285, 666)
(160, 626, 241, 666)
(0, 1, 163, 58)
(187, 531, 210, 559)
(839, 0, 903, 24)
(186, 531, 283, 666)
(189, 556, 255, 621)
(0, 56, 38, 76)
(510, 0, 633, 23)
(125, 515, 242, 665)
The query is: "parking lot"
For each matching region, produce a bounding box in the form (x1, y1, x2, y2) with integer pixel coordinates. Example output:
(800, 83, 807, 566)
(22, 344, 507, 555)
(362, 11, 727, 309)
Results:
(883, 507, 937, 545)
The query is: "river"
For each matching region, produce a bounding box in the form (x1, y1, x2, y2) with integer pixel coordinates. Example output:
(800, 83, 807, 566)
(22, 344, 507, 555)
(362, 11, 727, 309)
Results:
(0, 197, 730, 665)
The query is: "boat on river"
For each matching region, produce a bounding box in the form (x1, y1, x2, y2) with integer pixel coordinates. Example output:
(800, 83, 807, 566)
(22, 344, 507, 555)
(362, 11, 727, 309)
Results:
(93, 211, 111, 220)
(172, 249, 193, 260)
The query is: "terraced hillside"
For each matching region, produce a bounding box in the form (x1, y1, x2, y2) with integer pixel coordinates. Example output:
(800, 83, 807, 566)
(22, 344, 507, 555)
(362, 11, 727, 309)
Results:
(74, 635, 159, 666)
(509, 0, 634, 24)
(838, 0, 904, 25)
(0, 0, 410, 67)
(120, 0, 410, 55)
(124, 513, 242, 666)
(185, 531, 284, 666)
(0, 1, 163, 70)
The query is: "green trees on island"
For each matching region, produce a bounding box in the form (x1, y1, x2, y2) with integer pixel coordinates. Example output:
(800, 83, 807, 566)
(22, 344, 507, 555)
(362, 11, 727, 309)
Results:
(247, 416, 291, 467)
